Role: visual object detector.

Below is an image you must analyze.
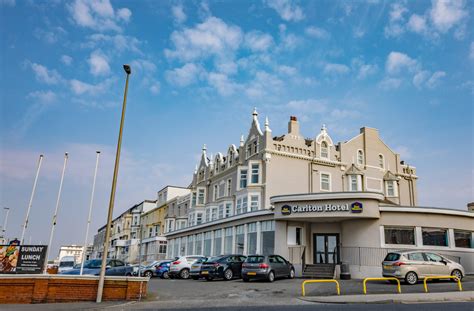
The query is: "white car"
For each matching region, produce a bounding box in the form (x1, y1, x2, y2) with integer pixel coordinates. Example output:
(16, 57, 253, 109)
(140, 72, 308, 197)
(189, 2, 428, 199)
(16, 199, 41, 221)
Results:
(169, 255, 206, 279)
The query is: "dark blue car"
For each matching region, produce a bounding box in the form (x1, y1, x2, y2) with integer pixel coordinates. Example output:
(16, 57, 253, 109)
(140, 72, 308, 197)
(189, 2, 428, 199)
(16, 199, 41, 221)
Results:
(156, 261, 171, 279)
(60, 259, 134, 276)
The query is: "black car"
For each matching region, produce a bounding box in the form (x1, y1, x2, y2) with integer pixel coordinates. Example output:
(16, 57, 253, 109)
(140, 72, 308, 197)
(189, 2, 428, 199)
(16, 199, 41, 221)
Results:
(200, 255, 247, 281)
(241, 255, 295, 282)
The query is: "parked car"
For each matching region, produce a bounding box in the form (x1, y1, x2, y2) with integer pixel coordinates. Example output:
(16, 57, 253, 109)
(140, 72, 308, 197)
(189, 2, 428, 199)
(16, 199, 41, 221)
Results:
(156, 261, 172, 279)
(200, 255, 247, 281)
(190, 257, 207, 280)
(241, 255, 295, 282)
(58, 256, 76, 274)
(169, 255, 206, 279)
(60, 259, 134, 276)
(137, 261, 160, 277)
(382, 251, 465, 285)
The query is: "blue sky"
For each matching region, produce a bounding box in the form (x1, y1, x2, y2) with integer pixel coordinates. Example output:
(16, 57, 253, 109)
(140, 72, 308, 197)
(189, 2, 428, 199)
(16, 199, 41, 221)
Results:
(0, 0, 472, 258)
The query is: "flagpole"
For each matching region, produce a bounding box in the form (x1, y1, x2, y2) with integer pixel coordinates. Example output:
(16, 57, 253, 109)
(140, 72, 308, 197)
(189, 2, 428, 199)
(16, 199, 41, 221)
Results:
(80, 151, 100, 275)
(20, 154, 44, 244)
(44, 152, 68, 273)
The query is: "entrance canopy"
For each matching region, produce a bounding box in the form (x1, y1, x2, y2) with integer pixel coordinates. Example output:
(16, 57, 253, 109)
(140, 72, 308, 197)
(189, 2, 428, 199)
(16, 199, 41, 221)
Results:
(271, 192, 384, 222)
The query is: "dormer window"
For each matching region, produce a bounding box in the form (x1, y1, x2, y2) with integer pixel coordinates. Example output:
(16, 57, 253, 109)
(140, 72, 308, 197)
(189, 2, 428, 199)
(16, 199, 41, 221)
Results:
(253, 140, 258, 154)
(357, 150, 364, 165)
(321, 141, 329, 158)
(379, 154, 385, 169)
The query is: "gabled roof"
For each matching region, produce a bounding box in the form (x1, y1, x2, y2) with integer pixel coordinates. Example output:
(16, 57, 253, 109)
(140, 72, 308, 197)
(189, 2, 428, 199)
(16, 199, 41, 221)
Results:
(345, 164, 364, 175)
(384, 171, 398, 181)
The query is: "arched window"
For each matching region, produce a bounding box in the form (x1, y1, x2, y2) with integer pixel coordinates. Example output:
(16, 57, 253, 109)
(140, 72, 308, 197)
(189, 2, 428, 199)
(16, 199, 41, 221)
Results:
(357, 150, 364, 165)
(321, 141, 329, 158)
(379, 154, 384, 169)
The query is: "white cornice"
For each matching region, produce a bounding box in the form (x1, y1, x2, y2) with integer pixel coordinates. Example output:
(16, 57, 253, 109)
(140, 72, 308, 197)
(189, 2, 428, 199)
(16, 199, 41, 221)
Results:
(379, 206, 474, 217)
(270, 191, 385, 204)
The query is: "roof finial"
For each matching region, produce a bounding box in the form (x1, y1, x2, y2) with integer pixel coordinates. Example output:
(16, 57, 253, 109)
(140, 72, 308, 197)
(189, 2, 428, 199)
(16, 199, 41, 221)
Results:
(253, 107, 258, 116)
(240, 135, 244, 147)
(194, 165, 198, 174)
(202, 144, 207, 152)
(321, 124, 327, 133)
(265, 116, 271, 132)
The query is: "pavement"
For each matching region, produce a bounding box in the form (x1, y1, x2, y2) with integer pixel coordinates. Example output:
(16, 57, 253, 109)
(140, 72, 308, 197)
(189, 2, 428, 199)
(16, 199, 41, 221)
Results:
(2, 276, 474, 310)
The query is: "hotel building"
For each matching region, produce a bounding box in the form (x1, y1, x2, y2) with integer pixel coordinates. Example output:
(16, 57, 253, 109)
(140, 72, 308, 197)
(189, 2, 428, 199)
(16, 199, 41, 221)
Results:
(162, 109, 473, 278)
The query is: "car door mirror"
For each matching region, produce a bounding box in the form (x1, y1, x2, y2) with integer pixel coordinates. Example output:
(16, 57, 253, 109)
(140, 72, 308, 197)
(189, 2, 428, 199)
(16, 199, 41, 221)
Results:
(106, 265, 111, 269)
(441, 260, 447, 265)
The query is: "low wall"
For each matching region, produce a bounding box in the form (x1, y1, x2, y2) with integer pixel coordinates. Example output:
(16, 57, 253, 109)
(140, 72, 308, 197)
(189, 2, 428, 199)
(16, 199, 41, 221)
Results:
(0, 275, 148, 304)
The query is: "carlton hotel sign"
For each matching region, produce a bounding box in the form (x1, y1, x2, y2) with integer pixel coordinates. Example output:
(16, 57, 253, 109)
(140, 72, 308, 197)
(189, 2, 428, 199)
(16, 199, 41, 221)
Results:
(281, 202, 363, 215)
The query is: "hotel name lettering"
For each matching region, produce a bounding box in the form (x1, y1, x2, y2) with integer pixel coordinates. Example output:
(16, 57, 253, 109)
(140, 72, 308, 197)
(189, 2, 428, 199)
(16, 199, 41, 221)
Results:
(281, 202, 363, 215)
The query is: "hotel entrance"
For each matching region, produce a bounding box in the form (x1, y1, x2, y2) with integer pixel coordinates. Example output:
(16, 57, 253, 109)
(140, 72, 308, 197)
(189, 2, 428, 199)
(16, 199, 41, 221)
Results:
(313, 234, 340, 264)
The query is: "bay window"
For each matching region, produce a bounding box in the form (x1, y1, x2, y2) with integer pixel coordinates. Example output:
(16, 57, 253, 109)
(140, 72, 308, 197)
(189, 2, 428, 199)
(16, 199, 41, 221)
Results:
(422, 227, 448, 246)
(239, 169, 248, 189)
(250, 195, 259, 211)
(384, 226, 415, 245)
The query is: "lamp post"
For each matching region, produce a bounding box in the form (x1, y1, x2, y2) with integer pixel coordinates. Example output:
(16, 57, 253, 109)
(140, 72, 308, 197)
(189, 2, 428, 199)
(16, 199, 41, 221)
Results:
(96, 65, 131, 303)
(21, 154, 44, 244)
(80, 151, 101, 275)
(1, 207, 10, 242)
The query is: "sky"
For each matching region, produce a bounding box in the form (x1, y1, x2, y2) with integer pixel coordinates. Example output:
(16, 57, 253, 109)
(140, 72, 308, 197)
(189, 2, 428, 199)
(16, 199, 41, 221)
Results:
(0, 0, 473, 259)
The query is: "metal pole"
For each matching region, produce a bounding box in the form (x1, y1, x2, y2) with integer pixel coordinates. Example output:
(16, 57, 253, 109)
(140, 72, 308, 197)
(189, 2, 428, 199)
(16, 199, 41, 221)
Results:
(1, 208, 10, 240)
(96, 65, 131, 303)
(44, 152, 69, 273)
(20, 154, 44, 244)
(80, 151, 101, 275)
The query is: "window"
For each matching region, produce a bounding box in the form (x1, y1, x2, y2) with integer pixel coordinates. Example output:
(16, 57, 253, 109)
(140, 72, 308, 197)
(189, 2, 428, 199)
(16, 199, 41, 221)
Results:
(349, 175, 358, 191)
(247, 223, 257, 255)
(187, 236, 194, 255)
(235, 225, 245, 254)
(226, 179, 232, 196)
(219, 183, 225, 198)
(205, 208, 210, 222)
(148, 227, 153, 238)
(191, 192, 197, 207)
(196, 213, 203, 225)
(240, 169, 248, 189)
(204, 232, 212, 256)
(251, 163, 259, 184)
(213, 184, 218, 201)
(425, 253, 443, 262)
(242, 196, 248, 213)
(379, 154, 384, 169)
(407, 252, 425, 261)
(197, 188, 205, 205)
(296, 228, 302, 245)
(422, 228, 448, 246)
(320, 173, 330, 191)
(236, 198, 243, 215)
(195, 234, 202, 255)
(321, 141, 329, 158)
(225, 202, 233, 218)
(357, 150, 364, 165)
(214, 229, 222, 256)
(250, 195, 259, 211)
(384, 227, 415, 245)
(246, 144, 252, 158)
(224, 227, 233, 254)
(173, 239, 179, 257)
(386, 181, 395, 197)
(253, 140, 258, 154)
(454, 230, 473, 248)
(218, 204, 224, 219)
(261, 221, 275, 255)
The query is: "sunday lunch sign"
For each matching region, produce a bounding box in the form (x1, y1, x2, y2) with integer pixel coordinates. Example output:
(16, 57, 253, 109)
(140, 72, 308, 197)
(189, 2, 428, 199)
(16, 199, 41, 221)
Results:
(0, 245, 47, 274)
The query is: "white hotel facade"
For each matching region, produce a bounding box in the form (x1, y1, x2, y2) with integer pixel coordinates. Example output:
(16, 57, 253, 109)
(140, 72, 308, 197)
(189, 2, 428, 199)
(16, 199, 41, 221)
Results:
(165, 109, 473, 278)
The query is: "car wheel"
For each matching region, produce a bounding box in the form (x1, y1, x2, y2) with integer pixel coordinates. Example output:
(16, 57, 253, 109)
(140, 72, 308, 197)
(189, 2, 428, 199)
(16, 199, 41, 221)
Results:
(224, 269, 234, 281)
(451, 269, 463, 281)
(180, 268, 190, 279)
(405, 271, 418, 285)
(267, 271, 275, 283)
(162, 271, 169, 279)
(242, 276, 249, 282)
(288, 268, 295, 279)
(144, 271, 153, 278)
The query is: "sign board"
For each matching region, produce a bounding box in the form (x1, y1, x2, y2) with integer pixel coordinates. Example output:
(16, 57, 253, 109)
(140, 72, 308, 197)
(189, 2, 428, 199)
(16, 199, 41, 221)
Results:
(0, 245, 47, 274)
(281, 202, 364, 215)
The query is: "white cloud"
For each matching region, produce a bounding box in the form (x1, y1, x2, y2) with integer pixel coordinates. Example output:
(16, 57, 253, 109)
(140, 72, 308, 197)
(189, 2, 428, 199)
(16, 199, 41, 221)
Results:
(378, 77, 402, 90)
(245, 71, 283, 99)
(352, 58, 378, 79)
(277, 65, 297, 76)
(85, 33, 142, 54)
(426, 71, 446, 88)
(165, 63, 203, 87)
(215, 61, 238, 75)
(27, 90, 57, 104)
(208, 72, 241, 96)
(430, 0, 468, 33)
(265, 0, 305, 22)
(323, 63, 350, 75)
(385, 52, 418, 74)
(130, 59, 156, 75)
(149, 82, 160, 94)
(164, 17, 242, 62)
(88, 50, 110, 76)
(244, 31, 274, 52)
(172, 5, 186, 23)
(413, 70, 431, 88)
(384, 2, 408, 37)
(412, 70, 446, 89)
(29, 62, 62, 85)
(33, 27, 66, 44)
(67, 0, 132, 32)
(69, 78, 112, 95)
(407, 14, 428, 34)
(61, 55, 73, 66)
(305, 26, 330, 39)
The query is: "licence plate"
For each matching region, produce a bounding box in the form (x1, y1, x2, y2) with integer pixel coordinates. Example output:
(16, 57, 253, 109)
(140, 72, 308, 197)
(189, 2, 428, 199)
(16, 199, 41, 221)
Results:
(191, 266, 198, 269)
(201, 271, 209, 275)
(383, 265, 392, 270)
(247, 272, 257, 276)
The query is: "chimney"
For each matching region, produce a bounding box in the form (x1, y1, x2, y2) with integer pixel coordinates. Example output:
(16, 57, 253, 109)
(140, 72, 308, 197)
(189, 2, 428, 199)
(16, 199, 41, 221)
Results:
(468, 202, 474, 213)
(288, 116, 300, 136)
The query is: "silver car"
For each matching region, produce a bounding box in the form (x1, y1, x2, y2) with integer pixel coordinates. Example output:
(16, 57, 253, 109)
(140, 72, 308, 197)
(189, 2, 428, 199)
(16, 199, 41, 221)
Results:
(382, 251, 465, 285)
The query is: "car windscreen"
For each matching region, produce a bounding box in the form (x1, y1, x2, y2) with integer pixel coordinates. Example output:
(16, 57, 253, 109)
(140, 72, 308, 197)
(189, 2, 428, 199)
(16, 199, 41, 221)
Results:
(59, 261, 74, 267)
(83, 259, 102, 269)
(384, 253, 401, 261)
(245, 256, 265, 263)
(205, 256, 223, 263)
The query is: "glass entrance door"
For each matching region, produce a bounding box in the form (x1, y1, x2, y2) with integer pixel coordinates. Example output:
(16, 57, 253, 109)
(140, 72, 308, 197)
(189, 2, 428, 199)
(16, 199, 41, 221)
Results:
(313, 234, 340, 264)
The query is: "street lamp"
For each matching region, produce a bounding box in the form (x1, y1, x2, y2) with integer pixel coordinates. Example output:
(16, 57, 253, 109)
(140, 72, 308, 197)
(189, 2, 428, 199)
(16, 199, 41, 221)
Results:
(1, 207, 10, 242)
(21, 154, 44, 244)
(96, 65, 131, 303)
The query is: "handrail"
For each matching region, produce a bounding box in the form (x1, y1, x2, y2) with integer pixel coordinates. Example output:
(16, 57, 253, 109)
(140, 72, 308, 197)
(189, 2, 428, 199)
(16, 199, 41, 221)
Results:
(301, 279, 340, 297)
(363, 277, 401, 294)
(301, 246, 306, 271)
(423, 276, 462, 293)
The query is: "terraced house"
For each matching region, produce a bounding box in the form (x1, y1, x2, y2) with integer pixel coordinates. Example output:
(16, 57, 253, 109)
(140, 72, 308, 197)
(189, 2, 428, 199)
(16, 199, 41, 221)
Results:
(164, 109, 472, 278)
